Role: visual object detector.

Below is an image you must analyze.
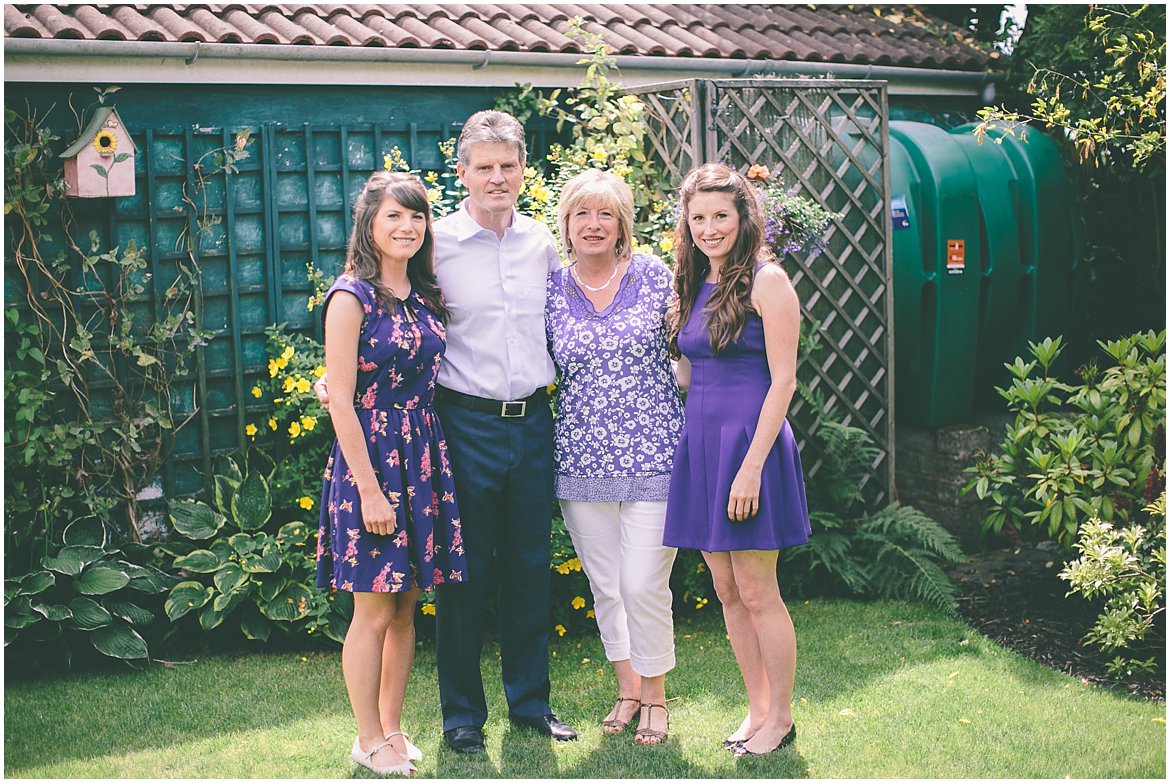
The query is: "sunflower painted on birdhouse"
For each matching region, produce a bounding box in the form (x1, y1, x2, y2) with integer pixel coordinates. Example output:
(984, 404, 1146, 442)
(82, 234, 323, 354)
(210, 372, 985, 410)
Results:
(60, 107, 138, 198)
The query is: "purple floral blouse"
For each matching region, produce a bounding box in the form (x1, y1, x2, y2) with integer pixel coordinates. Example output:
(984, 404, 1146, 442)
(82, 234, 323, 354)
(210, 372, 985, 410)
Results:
(545, 253, 685, 502)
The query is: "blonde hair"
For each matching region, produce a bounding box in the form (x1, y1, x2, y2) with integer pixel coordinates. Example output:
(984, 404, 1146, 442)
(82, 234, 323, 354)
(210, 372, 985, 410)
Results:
(556, 168, 635, 260)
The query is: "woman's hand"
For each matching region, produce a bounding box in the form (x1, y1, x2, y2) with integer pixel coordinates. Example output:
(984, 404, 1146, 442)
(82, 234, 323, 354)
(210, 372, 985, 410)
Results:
(314, 374, 331, 412)
(728, 465, 762, 522)
(358, 489, 397, 537)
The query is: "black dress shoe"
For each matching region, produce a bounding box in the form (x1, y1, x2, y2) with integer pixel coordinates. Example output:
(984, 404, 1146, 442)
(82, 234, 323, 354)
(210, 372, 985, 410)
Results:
(734, 723, 796, 757)
(509, 713, 578, 741)
(444, 726, 486, 754)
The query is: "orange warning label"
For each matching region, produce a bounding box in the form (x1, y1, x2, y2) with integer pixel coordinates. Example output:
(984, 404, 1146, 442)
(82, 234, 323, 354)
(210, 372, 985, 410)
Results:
(946, 239, 965, 274)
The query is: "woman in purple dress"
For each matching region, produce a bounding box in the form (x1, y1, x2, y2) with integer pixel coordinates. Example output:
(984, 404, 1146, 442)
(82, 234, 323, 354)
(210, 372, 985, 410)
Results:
(663, 163, 811, 757)
(317, 171, 467, 776)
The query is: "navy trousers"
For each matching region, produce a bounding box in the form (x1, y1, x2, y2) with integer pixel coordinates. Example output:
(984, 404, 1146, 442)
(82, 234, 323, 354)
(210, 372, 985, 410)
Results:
(433, 398, 555, 731)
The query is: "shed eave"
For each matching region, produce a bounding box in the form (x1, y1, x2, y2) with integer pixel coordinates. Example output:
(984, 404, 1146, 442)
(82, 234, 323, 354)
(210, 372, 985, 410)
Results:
(3, 39, 1001, 97)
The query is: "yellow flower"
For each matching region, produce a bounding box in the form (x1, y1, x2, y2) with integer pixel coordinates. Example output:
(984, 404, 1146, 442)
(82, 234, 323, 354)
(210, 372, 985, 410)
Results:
(695, 562, 706, 573)
(555, 562, 571, 575)
(268, 359, 280, 378)
(295, 377, 311, 394)
(425, 171, 439, 184)
(529, 183, 551, 203)
(283, 376, 296, 393)
(427, 188, 442, 203)
(613, 163, 632, 178)
(288, 421, 302, 439)
(298, 496, 314, 510)
(251, 385, 263, 398)
(589, 146, 607, 163)
(268, 417, 278, 430)
(300, 415, 317, 431)
(571, 596, 586, 610)
(695, 597, 709, 609)
(245, 423, 258, 438)
(658, 237, 674, 253)
(565, 557, 582, 572)
(555, 624, 566, 636)
(314, 365, 325, 378)
(281, 345, 295, 361)
(421, 603, 436, 616)
(585, 609, 595, 619)
(92, 128, 117, 156)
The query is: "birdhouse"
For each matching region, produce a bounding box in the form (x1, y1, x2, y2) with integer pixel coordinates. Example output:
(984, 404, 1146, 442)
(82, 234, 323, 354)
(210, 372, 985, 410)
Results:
(60, 107, 138, 198)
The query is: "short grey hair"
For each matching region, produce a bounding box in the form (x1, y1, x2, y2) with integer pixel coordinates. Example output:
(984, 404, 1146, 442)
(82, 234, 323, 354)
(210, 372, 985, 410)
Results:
(557, 168, 635, 260)
(457, 109, 527, 167)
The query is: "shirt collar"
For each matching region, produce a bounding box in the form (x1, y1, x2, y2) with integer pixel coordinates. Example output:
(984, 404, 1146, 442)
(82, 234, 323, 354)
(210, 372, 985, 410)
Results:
(449, 199, 525, 241)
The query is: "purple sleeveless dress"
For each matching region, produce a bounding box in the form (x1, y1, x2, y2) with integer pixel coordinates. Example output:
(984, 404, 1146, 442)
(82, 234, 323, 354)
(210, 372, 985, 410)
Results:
(663, 281, 811, 552)
(315, 274, 468, 593)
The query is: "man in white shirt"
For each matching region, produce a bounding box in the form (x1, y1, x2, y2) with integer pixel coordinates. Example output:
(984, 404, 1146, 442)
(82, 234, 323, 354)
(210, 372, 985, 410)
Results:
(430, 111, 582, 754)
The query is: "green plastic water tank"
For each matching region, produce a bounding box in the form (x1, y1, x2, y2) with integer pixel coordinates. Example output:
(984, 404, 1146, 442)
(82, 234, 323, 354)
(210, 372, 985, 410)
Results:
(951, 123, 1087, 376)
(947, 125, 1030, 406)
(889, 121, 983, 426)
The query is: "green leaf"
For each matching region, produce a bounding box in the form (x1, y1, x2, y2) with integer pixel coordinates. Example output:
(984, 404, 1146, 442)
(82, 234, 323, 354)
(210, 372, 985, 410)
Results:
(122, 562, 178, 594)
(165, 581, 213, 621)
(90, 163, 109, 179)
(18, 570, 56, 596)
(199, 603, 228, 631)
(67, 597, 113, 630)
(241, 548, 281, 574)
(105, 600, 155, 626)
(62, 517, 107, 547)
(213, 563, 248, 595)
(169, 500, 225, 540)
(240, 604, 272, 642)
(113, 152, 132, 163)
(75, 565, 131, 595)
(255, 573, 285, 603)
(32, 602, 73, 622)
(212, 588, 247, 614)
(231, 471, 272, 531)
(213, 474, 237, 516)
(173, 549, 226, 573)
(5, 597, 39, 629)
(90, 623, 149, 660)
(261, 583, 312, 621)
(42, 546, 106, 576)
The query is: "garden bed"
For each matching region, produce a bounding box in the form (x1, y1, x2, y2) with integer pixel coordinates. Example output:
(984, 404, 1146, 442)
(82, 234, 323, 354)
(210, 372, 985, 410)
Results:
(949, 542, 1165, 700)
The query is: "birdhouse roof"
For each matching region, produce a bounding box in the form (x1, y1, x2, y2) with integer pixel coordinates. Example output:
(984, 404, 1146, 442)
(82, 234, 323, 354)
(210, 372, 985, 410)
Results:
(60, 106, 139, 158)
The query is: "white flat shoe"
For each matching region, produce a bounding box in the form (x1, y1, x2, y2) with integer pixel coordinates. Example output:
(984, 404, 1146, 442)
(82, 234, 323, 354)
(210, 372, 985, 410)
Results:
(394, 732, 423, 763)
(351, 736, 416, 776)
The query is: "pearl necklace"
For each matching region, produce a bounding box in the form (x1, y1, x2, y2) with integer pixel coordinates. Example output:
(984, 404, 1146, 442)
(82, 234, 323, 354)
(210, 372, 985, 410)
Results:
(571, 261, 620, 292)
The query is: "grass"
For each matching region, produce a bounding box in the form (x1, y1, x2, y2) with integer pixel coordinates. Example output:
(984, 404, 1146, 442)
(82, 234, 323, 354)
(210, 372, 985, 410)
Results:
(4, 600, 1166, 778)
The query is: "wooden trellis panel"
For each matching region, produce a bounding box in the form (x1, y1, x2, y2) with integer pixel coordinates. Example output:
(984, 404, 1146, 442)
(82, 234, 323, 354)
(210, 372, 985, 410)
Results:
(629, 79, 894, 506)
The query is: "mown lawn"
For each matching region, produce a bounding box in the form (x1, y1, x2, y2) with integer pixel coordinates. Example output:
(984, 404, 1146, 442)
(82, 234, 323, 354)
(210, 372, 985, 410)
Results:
(4, 600, 1165, 778)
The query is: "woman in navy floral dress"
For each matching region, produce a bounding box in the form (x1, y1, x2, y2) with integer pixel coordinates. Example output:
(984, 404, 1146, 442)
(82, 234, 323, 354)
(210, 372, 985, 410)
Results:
(317, 171, 466, 776)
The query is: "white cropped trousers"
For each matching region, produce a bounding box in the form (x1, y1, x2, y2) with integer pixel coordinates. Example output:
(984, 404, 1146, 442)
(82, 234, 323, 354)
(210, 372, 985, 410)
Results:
(559, 499, 678, 678)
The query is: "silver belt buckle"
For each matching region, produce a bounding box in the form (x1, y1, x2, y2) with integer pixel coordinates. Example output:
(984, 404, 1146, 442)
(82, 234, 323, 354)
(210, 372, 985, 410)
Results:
(501, 400, 526, 417)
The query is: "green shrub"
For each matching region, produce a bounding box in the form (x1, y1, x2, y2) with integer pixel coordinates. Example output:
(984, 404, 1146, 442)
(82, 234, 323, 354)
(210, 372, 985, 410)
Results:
(160, 451, 351, 644)
(4, 516, 176, 666)
(1060, 492, 1166, 678)
(965, 331, 1166, 546)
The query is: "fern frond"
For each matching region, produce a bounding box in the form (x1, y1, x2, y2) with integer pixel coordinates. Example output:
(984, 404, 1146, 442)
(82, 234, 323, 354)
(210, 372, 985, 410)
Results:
(861, 504, 965, 564)
(864, 537, 959, 612)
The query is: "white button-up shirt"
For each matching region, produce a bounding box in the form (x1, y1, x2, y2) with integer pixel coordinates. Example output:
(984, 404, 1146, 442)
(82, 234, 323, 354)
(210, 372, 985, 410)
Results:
(433, 200, 561, 401)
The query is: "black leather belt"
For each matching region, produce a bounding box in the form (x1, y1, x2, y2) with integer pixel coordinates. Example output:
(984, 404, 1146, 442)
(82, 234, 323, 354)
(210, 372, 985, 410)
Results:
(435, 385, 546, 418)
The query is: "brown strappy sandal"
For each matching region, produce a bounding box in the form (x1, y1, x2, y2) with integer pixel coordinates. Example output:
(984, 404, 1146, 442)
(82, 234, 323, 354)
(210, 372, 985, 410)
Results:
(634, 703, 669, 745)
(602, 696, 641, 733)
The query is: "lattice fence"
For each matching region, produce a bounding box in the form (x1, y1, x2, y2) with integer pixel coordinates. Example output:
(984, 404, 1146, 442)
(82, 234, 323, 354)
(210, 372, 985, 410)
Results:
(629, 79, 894, 505)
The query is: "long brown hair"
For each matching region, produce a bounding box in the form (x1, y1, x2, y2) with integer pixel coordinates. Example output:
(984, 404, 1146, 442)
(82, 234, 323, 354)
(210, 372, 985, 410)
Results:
(345, 171, 449, 322)
(666, 163, 772, 357)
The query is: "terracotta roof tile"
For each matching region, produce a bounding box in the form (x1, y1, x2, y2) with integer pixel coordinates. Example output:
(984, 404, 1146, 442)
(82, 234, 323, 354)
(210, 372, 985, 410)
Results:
(5, 4, 997, 71)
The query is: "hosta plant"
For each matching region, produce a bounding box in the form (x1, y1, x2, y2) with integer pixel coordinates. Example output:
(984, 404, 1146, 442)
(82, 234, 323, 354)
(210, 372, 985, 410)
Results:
(161, 451, 351, 644)
(4, 516, 176, 666)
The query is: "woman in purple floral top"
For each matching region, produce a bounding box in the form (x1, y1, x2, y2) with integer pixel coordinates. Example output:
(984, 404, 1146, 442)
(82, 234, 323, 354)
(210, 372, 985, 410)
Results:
(545, 169, 684, 745)
(318, 171, 466, 776)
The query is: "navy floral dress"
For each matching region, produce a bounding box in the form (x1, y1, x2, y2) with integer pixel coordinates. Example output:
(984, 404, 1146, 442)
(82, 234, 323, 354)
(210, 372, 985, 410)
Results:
(316, 274, 467, 593)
